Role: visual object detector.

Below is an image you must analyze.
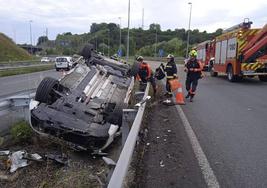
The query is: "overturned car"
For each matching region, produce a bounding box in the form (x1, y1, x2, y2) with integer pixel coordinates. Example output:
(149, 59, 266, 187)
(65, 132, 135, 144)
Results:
(30, 45, 137, 153)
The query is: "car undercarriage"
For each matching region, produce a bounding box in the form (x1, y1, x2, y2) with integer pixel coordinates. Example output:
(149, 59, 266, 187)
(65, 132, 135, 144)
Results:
(30, 45, 137, 152)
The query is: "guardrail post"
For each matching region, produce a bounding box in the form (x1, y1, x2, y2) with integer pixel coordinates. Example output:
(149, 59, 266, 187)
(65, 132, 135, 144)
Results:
(122, 109, 137, 146)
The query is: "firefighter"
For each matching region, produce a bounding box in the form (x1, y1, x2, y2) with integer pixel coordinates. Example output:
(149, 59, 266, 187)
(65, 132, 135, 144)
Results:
(184, 50, 203, 102)
(163, 54, 177, 97)
(136, 56, 157, 95)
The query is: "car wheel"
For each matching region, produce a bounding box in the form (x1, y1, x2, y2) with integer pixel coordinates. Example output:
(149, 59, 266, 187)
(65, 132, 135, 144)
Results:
(227, 65, 237, 82)
(80, 44, 93, 60)
(35, 77, 60, 104)
(56, 68, 59, 71)
(258, 75, 267, 82)
(210, 67, 218, 77)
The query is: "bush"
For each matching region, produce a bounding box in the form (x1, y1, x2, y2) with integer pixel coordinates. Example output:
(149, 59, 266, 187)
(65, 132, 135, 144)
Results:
(11, 121, 33, 142)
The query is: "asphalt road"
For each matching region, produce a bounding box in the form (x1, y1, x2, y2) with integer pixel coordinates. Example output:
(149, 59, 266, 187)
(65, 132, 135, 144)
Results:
(0, 69, 61, 98)
(179, 70, 267, 187)
(147, 61, 267, 187)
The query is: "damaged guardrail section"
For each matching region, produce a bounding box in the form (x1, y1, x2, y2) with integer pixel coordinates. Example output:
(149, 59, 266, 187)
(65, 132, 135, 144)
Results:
(108, 83, 150, 188)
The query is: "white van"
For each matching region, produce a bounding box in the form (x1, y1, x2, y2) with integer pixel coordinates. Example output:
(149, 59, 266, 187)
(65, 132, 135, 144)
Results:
(55, 56, 73, 71)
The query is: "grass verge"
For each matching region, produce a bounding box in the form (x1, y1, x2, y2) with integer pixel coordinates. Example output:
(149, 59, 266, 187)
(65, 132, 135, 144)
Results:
(0, 64, 54, 77)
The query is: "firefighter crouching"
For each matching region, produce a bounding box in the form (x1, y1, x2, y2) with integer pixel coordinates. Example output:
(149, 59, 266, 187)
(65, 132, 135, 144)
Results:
(163, 54, 177, 97)
(136, 56, 157, 95)
(184, 50, 203, 102)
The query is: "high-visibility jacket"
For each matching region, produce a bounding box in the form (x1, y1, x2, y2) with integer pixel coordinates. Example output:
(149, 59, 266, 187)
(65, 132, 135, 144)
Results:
(136, 62, 152, 82)
(165, 60, 177, 79)
(185, 58, 203, 79)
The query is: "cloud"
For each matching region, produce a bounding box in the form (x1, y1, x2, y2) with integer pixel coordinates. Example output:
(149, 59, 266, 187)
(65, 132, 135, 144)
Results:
(0, 0, 266, 44)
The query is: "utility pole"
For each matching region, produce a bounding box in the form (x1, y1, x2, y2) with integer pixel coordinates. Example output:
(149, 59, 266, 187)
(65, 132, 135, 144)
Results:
(126, 0, 130, 61)
(186, 2, 192, 58)
(142, 8, 144, 29)
(95, 36, 98, 51)
(103, 38, 105, 55)
(118, 17, 122, 57)
(46, 28, 48, 38)
(108, 29, 110, 57)
(13, 28, 16, 44)
(155, 28, 157, 57)
(29, 20, 33, 54)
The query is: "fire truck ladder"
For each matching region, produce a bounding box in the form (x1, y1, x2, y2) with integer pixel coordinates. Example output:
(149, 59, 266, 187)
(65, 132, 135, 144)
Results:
(242, 24, 267, 63)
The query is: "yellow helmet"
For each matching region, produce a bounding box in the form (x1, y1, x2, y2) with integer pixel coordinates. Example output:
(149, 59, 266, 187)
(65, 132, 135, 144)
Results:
(189, 50, 197, 57)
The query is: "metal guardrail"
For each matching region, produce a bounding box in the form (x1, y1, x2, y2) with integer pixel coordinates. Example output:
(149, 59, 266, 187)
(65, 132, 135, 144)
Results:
(0, 63, 54, 71)
(108, 83, 150, 188)
(0, 82, 150, 188)
(0, 93, 35, 117)
(0, 60, 40, 66)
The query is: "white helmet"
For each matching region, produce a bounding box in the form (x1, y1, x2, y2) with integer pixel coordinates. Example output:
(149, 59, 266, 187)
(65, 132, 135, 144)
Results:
(167, 54, 174, 59)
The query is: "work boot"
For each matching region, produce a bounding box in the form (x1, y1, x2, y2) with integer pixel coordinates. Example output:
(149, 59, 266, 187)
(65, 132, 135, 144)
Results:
(190, 94, 194, 102)
(185, 92, 190, 99)
(164, 92, 172, 97)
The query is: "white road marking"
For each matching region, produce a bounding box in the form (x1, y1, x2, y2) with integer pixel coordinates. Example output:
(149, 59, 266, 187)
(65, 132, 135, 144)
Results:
(175, 105, 220, 188)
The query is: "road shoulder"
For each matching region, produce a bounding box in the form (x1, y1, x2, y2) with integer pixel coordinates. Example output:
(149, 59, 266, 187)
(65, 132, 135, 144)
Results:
(133, 83, 206, 188)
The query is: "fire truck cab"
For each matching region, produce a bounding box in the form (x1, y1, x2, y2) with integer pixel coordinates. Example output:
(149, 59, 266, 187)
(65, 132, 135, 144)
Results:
(209, 19, 267, 82)
(197, 40, 215, 71)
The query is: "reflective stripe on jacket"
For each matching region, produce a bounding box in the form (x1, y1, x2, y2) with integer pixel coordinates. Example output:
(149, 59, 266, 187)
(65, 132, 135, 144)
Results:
(164, 60, 177, 78)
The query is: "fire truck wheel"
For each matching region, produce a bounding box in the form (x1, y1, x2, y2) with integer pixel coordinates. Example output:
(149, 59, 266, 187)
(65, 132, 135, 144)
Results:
(258, 75, 267, 82)
(227, 65, 237, 82)
(210, 67, 218, 77)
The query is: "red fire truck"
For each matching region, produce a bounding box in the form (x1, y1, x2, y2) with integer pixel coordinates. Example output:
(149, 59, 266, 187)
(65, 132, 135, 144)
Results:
(202, 19, 267, 82)
(196, 40, 215, 71)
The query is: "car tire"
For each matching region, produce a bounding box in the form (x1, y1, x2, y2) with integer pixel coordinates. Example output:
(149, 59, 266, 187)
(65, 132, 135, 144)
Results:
(35, 77, 60, 104)
(80, 44, 93, 60)
(258, 75, 267, 82)
(210, 67, 218, 77)
(227, 65, 237, 82)
(56, 68, 59, 71)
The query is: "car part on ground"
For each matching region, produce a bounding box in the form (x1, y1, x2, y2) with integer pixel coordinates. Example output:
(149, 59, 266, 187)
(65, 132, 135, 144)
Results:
(30, 45, 135, 153)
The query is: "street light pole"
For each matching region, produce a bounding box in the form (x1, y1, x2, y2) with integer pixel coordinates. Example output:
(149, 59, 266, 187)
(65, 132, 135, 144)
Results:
(118, 17, 122, 57)
(186, 2, 192, 58)
(108, 29, 110, 57)
(126, 0, 130, 61)
(29, 20, 33, 54)
(155, 28, 157, 57)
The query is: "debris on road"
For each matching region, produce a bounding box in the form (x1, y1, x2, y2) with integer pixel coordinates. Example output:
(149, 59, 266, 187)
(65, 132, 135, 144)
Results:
(0, 150, 10, 156)
(45, 153, 69, 165)
(24, 153, 42, 162)
(9, 151, 28, 173)
(159, 160, 165, 168)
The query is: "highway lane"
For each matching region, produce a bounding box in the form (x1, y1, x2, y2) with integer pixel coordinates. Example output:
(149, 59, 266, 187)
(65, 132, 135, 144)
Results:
(179, 71, 267, 187)
(0, 69, 61, 98)
(148, 60, 267, 187)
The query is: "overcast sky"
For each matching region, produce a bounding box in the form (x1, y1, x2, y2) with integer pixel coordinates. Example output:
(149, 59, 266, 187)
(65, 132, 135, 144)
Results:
(1, 0, 267, 44)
